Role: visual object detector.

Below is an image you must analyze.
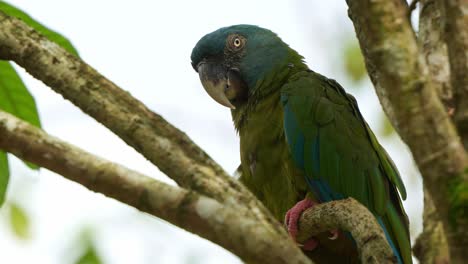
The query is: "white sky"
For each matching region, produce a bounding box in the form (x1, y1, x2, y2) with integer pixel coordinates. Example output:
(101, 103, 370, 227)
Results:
(0, 1, 422, 263)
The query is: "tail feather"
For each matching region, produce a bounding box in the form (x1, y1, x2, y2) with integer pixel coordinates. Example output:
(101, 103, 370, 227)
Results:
(386, 202, 412, 264)
(376, 201, 412, 264)
(377, 216, 404, 264)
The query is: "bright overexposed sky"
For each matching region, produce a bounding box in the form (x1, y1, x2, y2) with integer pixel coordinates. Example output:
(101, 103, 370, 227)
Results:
(0, 1, 422, 263)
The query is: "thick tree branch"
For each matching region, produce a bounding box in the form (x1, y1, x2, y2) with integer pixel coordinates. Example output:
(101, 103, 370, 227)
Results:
(419, 0, 453, 111)
(0, 110, 312, 264)
(0, 11, 290, 241)
(0, 10, 263, 214)
(346, 0, 468, 262)
(0, 11, 399, 263)
(413, 188, 450, 264)
(414, 1, 451, 262)
(297, 198, 395, 264)
(442, 0, 468, 148)
(0, 110, 396, 263)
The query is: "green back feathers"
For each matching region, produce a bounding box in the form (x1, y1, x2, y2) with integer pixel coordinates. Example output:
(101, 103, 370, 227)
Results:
(281, 71, 411, 263)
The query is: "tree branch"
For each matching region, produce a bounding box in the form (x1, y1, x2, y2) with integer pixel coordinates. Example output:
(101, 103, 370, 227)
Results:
(418, 0, 453, 111)
(0, 110, 396, 263)
(413, 1, 451, 262)
(0, 10, 269, 219)
(413, 187, 450, 264)
(442, 0, 468, 148)
(297, 198, 395, 264)
(0, 110, 312, 264)
(0, 11, 293, 247)
(346, 0, 468, 262)
(0, 11, 399, 263)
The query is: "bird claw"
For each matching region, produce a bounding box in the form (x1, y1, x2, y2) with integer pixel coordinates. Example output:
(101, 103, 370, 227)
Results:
(300, 238, 319, 251)
(328, 229, 340, 240)
(284, 198, 318, 251)
(284, 198, 316, 238)
(284, 198, 340, 250)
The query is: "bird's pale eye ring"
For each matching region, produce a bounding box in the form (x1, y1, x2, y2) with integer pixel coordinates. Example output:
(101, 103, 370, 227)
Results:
(233, 38, 241, 47)
(227, 34, 245, 50)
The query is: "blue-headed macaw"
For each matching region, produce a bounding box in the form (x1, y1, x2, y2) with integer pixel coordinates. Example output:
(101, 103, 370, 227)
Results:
(191, 25, 411, 264)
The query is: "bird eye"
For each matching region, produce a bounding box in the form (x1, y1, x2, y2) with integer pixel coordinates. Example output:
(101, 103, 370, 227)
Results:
(227, 35, 245, 50)
(233, 38, 241, 47)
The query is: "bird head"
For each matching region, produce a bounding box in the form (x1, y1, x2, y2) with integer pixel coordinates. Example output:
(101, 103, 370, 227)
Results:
(191, 25, 302, 109)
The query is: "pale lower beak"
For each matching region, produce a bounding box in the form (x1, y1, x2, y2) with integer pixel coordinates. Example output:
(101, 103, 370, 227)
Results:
(197, 62, 236, 109)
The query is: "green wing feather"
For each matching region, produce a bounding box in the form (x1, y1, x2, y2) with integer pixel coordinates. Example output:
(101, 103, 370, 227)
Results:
(281, 70, 411, 263)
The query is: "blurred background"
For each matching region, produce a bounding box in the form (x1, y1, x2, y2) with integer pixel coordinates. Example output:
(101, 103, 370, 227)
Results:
(0, 1, 422, 263)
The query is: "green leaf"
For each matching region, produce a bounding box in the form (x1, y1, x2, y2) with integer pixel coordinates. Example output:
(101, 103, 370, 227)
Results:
(23, 161, 38, 170)
(343, 39, 367, 83)
(449, 175, 468, 227)
(0, 61, 40, 169)
(70, 228, 103, 264)
(0, 2, 80, 169)
(0, 1, 79, 56)
(0, 151, 9, 207)
(9, 202, 30, 240)
(75, 244, 103, 264)
(0, 61, 41, 127)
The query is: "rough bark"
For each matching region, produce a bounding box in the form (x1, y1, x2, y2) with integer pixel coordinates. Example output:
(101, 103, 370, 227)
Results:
(0, 11, 396, 264)
(443, 0, 468, 148)
(0, 110, 311, 264)
(0, 9, 287, 260)
(0, 10, 276, 229)
(413, 188, 450, 264)
(346, 0, 468, 262)
(298, 199, 395, 264)
(413, 1, 452, 262)
(0, 109, 397, 264)
(419, 0, 453, 110)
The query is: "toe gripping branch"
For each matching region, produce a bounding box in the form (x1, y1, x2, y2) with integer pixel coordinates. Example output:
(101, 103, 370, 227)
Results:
(284, 198, 339, 251)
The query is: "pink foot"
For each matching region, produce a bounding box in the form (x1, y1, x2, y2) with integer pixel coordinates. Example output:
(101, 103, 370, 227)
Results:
(284, 198, 319, 251)
(285, 198, 340, 250)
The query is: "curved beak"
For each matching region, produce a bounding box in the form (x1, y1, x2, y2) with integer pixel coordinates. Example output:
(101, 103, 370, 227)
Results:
(197, 62, 236, 109)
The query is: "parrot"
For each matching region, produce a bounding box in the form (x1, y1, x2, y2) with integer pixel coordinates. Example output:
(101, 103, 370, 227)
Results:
(191, 25, 411, 264)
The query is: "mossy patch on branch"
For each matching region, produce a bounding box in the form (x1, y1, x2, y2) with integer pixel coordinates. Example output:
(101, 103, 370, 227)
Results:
(448, 170, 468, 228)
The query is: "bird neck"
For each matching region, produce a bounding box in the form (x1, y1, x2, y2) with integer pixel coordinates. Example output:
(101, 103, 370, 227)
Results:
(231, 59, 308, 131)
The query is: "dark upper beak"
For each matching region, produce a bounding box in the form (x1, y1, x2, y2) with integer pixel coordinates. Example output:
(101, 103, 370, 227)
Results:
(196, 61, 236, 109)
